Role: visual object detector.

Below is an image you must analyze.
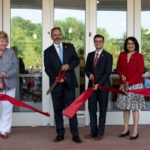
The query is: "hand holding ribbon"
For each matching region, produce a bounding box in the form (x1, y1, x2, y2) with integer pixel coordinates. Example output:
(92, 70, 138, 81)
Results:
(63, 77, 126, 119)
(0, 77, 50, 117)
(0, 77, 7, 91)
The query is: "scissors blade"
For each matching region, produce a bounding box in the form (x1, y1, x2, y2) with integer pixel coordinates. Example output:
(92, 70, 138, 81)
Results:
(46, 81, 57, 95)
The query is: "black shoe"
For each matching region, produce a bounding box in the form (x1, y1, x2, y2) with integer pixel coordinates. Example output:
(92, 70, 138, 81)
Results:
(85, 134, 97, 139)
(94, 135, 104, 140)
(54, 136, 64, 142)
(129, 134, 139, 140)
(72, 137, 82, 143)
(118, 130, 130, 137)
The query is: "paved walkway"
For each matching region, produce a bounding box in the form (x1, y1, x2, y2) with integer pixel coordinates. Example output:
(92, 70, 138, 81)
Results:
(0, 125, 149, 150)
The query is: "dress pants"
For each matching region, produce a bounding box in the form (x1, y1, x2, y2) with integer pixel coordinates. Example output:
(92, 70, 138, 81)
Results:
(51, 84, 79, 138)
(0, 88, 16, 134)
(88, 90, 109, 136)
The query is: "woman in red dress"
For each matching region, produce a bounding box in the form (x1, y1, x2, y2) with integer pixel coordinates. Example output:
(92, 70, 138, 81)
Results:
(116, 37, 145, 140)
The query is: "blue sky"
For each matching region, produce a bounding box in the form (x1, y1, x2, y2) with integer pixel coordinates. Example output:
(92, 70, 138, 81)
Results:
(11, 8, 150, 38)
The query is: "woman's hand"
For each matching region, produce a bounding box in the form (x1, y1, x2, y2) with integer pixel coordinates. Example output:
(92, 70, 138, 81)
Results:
(121, 74, 126, 82)
(0, 82, 4, 89)
(0, 72, 8, 78)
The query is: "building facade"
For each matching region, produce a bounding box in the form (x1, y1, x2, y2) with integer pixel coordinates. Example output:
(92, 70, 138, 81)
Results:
(0, 0, 150, 126)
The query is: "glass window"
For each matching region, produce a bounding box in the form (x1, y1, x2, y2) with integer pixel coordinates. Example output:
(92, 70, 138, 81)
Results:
(54, 0, 86, 97)
(97, 0, 127, 111)
(11, 0, 42, 112)
(141, 0, 150, 111)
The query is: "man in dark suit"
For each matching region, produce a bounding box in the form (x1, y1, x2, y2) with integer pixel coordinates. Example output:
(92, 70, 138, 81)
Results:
(85, 34, 113, 140)
(44, 27, 81, 143)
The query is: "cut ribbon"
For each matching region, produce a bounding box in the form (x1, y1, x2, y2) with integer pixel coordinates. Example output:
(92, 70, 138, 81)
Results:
(128, 88, 150, 97)
(0, 94, 50, 117)
(98, 85, 126, 95)
(64, 79, 150, 119)
(63, 84, 126, 119)
(64, 88, 93, 118)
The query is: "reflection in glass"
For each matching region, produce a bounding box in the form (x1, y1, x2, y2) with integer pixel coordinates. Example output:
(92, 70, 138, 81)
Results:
(97, 0, 127, 70)
(11, 0, 42, 112)
(141, 0, 150, 110)
(54, 0, 85, 111)
(54, 0, 86, 96)
(97, 0, 127, 111)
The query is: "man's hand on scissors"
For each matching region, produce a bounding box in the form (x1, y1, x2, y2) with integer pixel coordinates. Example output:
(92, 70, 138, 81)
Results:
(61, 64, 69, 72)
(55, 77, 64, 83)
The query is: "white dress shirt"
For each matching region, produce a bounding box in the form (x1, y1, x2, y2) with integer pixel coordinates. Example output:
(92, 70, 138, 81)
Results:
(94, 49, 103, 59)
(54, 43, 63, 55)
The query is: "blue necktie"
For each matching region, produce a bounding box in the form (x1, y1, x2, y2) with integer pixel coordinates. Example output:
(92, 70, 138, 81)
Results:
(58, 45, 63, 63)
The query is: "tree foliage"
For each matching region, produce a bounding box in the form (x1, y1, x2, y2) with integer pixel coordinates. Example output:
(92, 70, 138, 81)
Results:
(11, 16, 42, 69)
(11, 16, 150, 71)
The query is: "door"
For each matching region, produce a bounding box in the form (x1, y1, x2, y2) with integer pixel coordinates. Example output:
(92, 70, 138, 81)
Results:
(2, 0, 51, 126)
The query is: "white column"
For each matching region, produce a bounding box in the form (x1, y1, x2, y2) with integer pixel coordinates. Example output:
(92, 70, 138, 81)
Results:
(85, 0, 97, 126)
(134, 0, 141, 52)
(3, 0, 10, 45)
(0, 0, 2, 30)
(42, 0, 55, 126)
(127, 0, 134, 37)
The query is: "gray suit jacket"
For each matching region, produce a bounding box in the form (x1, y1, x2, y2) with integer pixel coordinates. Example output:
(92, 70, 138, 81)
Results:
(0, 48, 18, 90)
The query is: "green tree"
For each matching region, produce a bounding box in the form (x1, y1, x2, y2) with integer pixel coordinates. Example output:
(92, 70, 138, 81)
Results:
(54, 17, 85, 50)
(96, 28, 125, 69)
(11, 16, 150, 73)
(11, 16, 42, 69)
(141, 27, 150, 70)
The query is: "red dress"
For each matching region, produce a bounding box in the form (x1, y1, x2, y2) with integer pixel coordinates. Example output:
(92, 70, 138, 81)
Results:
(117, 52, 144, 85)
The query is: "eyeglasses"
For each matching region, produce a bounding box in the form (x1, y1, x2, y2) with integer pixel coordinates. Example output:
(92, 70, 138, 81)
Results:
(127, 42, 135, 45)
(94, 40, 104, 43)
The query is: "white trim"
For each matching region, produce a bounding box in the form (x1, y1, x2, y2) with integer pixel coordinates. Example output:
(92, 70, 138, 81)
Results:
(85, 0, 97, 126)
(127, 0, 134, 36)
(0, 0, 2, 30)
(89, 0, 96, 52)
(85, 0, 90, 127)
(65, 111, 150, 126)
(3, 0, 10, 45)
(12, 113, 47, 126)
(42, 0, 54, 126)
(10, 0, 50, 126)
(106, 111, 150, 125)
(134, 0, 141, 52)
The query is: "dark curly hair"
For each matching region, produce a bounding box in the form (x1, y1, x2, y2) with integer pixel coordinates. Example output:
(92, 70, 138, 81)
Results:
(124, 36, 139, 53)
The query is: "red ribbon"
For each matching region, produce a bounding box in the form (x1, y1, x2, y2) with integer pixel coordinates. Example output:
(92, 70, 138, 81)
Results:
(63, 84, 126, 119)
(56, 71, 66, 81)
(64, 82, 150, 118)
(98, 85, 126, 95)
(128, 88, 150, 97)
(0, 94, 50, 117)
(64, 88, 93, 118)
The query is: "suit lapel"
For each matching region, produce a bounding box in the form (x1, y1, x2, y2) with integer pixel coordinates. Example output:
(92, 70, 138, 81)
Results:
(62, 43, 68, 64)
(95, 50, 105, 67)
(91, 51, 95, 64)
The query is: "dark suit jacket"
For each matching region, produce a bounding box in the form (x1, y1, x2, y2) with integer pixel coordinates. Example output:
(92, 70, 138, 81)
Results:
(44, 43, 79, 92)
(85, 50, 113, 88)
